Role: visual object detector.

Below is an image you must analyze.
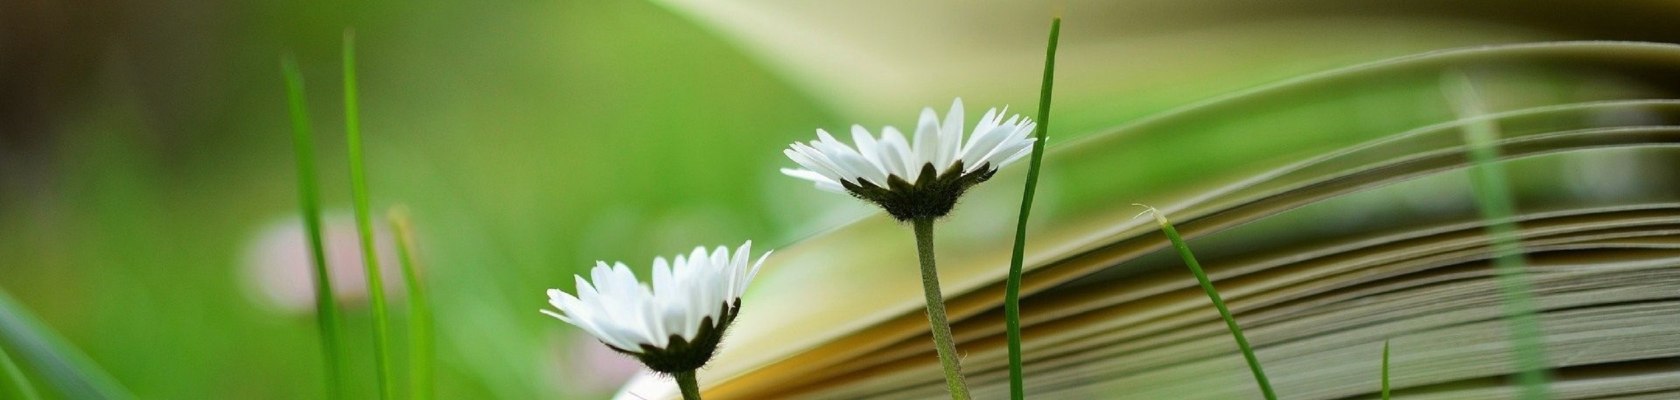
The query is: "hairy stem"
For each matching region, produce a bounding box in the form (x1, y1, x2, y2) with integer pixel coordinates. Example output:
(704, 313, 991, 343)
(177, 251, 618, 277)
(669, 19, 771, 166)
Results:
(675, 370, 702, 400)
(912, 218, 971, 400)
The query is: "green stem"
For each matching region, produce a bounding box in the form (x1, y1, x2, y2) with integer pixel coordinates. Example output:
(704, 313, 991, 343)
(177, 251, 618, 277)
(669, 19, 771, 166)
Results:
(1004, 17, 1060, 400)
(912, 218, 971, 400)
(388, 208, 434, 400)
(1143, 207, 1276, 400)
(342, 30, 396, 400)
(282, 56, 349, 400)
(675, 370, 702, 400)
(1447, 73, 1550, 400)
(0, 343, 40, 400)
(1381, 340, 1391, 400)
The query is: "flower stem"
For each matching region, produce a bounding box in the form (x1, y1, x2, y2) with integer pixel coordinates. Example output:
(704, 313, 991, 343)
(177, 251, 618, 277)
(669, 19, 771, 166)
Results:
(675, 370, 702, 400)
(912, 218, 971, 400)
(1005, 16, 1061, 400)
(1140, 206, 1276, 400)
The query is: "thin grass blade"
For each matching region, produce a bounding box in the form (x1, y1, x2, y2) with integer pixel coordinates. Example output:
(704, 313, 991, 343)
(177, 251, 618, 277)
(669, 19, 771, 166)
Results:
(1004, 16, 1061, 400)
(0, 341, 41, 400)
(1444, 72, 1551, 400)
(1382, 340, 1391, 400)
(282, 55, 350, 399)
(342, 30, 397, 400)
(388, 207, 434, 400)
(1138, 206, 1276, 400)
(0, 289, 130, 400)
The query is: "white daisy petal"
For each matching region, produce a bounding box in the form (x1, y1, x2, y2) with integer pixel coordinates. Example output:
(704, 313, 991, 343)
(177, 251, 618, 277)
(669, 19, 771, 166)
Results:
(960, 123, 1016, 168)
(780, 98, 1035, 194)
(912, 107, 942, 172)
(543, 241, 773, 353)
(850, 125, 882, 166)
(878, 126, 915, 181)
(781, 168, 845, 192)
(938, 98, 964, 167)
(993, 140, 1036, 168)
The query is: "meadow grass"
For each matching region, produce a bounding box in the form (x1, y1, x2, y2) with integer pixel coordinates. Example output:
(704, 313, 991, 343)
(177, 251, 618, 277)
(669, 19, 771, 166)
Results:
(1446, 72, 1551, 400)
(281, 56, 350, 399)
(0, 341, 41, 400)
(342, 30, 398, 400)
(0, 289, 130, 399)
(388, 207, 435, 400)
(1139, 206, 1277, 400)
(1004, 16, 1061, 400)
(1382, 340, 1391, 400)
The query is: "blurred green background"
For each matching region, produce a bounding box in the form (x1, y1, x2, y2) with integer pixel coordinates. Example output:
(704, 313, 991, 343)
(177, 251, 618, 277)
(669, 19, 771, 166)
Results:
(4, 0, 1680, 398)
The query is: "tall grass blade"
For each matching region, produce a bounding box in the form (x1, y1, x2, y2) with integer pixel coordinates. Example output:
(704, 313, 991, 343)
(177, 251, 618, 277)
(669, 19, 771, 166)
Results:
(1382, 340, 1391, 400)
(282, 55, 350, 399)
(0, 289, 130, 399)
(1137, 206, 1277, 400)
(0, 341, 41, 400)
(1444, 72, 1551, 400)
(1004, 16, 1061, 400)
(342, 30, 397, 400)
(387, 207, 434, 400)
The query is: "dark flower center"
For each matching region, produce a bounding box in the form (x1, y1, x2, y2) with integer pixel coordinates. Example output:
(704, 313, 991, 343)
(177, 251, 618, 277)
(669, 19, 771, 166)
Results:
(840, 161, 996, 222)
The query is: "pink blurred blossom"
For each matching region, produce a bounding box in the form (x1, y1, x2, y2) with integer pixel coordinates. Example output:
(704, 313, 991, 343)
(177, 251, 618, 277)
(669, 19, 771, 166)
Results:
(242, 212, 403, 313)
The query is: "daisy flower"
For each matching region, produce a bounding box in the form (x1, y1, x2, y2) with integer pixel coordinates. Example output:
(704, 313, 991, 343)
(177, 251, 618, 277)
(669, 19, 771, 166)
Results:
(781, 98, 1036, 221)
(544, 241, 769, 375)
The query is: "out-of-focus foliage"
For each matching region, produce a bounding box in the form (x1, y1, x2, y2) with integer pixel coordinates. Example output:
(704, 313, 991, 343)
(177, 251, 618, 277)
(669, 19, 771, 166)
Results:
(2, 0, 1679, 398)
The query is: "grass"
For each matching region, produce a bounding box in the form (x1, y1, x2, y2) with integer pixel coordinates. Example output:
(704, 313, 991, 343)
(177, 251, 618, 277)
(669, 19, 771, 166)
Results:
(1382, 340, 1391, 400)
(1445, 72, 1551, 400)
(281, 55, 350, 399)
(1137, 205, 1277, 400)
(0, 342, 40, 400)
(0, 289, 130, 400)
(342, 30, 398, 400)
(388, 207, 435, 400)
(1004, 16, 1061, 400)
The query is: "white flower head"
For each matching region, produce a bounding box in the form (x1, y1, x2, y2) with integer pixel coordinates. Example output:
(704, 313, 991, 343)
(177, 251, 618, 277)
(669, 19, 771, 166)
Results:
(781, 98, 1036, 220)
(544, 241, 770, 373)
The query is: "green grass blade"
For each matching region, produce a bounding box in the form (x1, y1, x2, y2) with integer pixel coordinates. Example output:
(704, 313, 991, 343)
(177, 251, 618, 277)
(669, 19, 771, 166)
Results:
(342, 30, 397, 400)
(282, 55, 350, 400)
(0, 289, 131, 399)
(387, 207, 434, 400)
(1444, 73, 1551, 400)
(1004, 16, 1061, 400)
(1138, 206, 1276, 400)
(1382, 340, 1391, 400)
(0, 341, 41, 400)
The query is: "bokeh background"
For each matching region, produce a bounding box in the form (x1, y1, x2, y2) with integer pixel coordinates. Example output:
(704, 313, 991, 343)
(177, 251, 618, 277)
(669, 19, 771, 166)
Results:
(4, 1, 1680, 398)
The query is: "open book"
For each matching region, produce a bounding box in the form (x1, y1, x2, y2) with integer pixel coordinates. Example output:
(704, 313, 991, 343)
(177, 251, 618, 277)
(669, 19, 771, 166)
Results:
(620, 42, 1680, 399)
